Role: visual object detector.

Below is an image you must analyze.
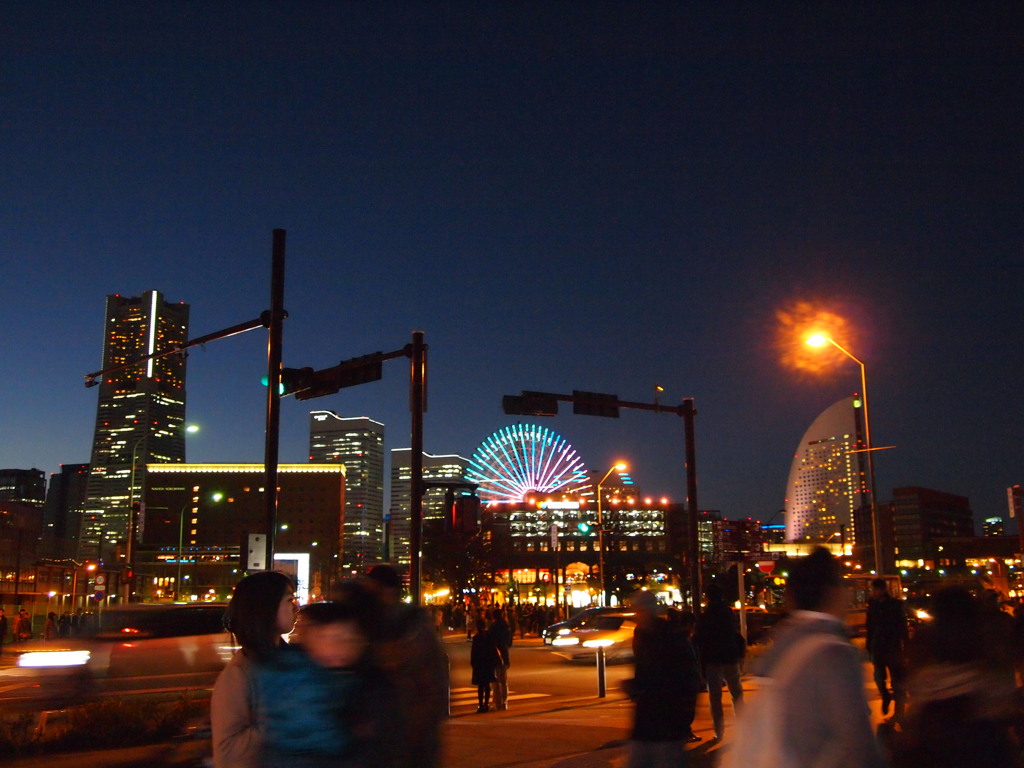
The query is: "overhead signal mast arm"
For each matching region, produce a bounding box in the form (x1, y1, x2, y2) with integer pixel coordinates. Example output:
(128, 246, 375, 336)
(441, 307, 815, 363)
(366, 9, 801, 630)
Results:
(84, 315, 269, 387)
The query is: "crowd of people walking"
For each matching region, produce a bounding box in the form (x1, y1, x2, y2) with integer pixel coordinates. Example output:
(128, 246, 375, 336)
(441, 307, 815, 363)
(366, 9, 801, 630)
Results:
(720, 548, 1024, 768)
(209, 549, 1024, 768)
(0, 606, 96, 651)
(621, 546, 1024, 768)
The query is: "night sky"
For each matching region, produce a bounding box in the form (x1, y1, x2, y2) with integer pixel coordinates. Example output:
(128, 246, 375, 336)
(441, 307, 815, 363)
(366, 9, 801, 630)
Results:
(2, 4, 1021, 528)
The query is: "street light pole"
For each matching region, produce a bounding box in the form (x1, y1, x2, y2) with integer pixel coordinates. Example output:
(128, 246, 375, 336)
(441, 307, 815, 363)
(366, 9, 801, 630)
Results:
(596, 463, 626, 607)
(176, 502, 188, 600)
(806, 335, 882, 574)
(122, 433, 148, 602)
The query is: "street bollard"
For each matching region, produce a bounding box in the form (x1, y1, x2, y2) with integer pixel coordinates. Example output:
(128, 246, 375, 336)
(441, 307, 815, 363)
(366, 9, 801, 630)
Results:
(596, 645, 607, 698)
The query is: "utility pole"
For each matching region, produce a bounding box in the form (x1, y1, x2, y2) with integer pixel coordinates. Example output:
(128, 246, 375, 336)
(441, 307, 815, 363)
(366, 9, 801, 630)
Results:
(502, 389, 701, 608)
(409, 331, 427, 604)
(263, 229, 287, 568)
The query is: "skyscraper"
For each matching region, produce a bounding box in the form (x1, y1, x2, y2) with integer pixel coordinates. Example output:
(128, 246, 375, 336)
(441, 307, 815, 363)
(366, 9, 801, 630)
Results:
(389, 449, 470, 565)
(784, 396, 868, 544)
(43, 463, 90, 558)
(80, 291, 189, 561)
(308, 411, 384, 570)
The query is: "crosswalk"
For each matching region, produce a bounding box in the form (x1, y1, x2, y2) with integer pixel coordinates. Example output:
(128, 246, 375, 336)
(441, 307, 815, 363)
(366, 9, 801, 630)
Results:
(449, 686, 550, 712)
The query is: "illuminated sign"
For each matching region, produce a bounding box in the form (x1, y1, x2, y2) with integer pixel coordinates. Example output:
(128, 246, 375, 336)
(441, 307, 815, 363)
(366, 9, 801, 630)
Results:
(538, 500, 581, 510)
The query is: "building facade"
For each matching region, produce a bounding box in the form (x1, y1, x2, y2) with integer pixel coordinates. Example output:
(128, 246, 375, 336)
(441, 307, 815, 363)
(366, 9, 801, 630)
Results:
(308, 411, 385, 570)
(0, 468, 47, 506)
(140, 463, 345, 601)
(81, 291, 190, 561)
(0, 501, 45, 603)
(784, 396, 869, 545)
(388, 449, 470, 566)
(890, 486, 974, 564)
(491, 492, 674, 606)
(42, 463, 90, 559)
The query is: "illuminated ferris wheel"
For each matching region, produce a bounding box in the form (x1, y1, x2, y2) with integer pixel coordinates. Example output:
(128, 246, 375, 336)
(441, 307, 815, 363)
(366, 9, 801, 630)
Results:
(467, 424, 592, 502)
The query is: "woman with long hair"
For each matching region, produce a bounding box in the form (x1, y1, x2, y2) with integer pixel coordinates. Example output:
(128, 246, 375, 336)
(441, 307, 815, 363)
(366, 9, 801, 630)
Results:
(211, 571, 297, 768)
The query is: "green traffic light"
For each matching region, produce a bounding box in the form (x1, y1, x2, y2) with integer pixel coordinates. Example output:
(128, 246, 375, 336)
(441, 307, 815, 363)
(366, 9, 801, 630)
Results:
(260, 375, 285, 395)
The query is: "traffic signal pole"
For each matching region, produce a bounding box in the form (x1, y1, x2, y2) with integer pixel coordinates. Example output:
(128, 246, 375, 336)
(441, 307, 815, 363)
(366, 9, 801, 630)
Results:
(503, 389, 701, 608)
(409, 331, 427, 605)
(263, 229, 287, 568)
(681, 398, 701, 605)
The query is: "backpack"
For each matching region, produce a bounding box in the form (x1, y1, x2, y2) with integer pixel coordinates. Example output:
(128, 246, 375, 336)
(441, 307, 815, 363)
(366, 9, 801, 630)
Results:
(721, 633, 848, 768)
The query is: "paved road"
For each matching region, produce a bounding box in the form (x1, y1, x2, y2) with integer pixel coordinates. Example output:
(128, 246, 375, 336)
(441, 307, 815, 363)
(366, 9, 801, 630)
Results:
(445, 633, 635, 713)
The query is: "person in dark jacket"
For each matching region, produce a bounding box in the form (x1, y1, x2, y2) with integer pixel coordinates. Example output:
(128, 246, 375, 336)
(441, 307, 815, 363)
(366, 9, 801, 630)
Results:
(625, 591, 702, 768)
(694, 582, 744, 741)
(489, 608, 512, 710)
(470, 619, 500, 713)
(865, 577, 908, 719)
(675, 610, 703, 742)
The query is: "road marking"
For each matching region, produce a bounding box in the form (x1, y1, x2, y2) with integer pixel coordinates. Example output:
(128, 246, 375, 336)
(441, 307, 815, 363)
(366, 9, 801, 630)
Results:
(449, 686, 550, 707)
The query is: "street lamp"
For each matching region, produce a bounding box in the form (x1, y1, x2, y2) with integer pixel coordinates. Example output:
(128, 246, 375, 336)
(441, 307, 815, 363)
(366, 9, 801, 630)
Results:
(124, 423, 200, 601)
(177, 489, 221, 601)
(805, 334, 881, 574)
(596, 462, 627, 607)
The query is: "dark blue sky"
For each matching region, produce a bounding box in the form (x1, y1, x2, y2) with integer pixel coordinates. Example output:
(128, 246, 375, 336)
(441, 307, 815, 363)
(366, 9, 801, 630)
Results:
(2, 4, 1021, 526)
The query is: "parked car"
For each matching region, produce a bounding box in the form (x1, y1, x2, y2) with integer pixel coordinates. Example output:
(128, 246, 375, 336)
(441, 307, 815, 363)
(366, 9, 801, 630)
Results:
(541, 607, 621, 645)
(8, 603, 233, 708)
(550, 611, 637, 662)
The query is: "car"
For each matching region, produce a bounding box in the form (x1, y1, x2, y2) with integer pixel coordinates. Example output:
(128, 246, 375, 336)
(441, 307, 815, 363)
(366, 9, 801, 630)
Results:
(550, 611, 637, 662)
(7, 603, 233, 708)
(541, 607, 622, 645)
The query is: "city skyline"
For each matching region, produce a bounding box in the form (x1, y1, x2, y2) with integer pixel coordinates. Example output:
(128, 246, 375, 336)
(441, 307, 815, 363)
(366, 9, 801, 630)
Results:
(2, 5, 1020, 530)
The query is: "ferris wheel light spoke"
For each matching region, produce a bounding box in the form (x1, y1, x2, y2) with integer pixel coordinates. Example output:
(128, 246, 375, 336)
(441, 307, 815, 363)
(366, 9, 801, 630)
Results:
(470, 424, 591, 502)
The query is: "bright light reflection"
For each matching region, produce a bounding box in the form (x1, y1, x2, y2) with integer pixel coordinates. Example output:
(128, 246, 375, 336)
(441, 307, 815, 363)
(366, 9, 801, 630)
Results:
(18, 650, 91, 668)
(551, 636, 580, 647)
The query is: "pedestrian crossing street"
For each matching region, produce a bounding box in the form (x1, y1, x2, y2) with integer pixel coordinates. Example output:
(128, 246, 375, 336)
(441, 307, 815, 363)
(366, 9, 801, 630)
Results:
(449, 686, 550, 711)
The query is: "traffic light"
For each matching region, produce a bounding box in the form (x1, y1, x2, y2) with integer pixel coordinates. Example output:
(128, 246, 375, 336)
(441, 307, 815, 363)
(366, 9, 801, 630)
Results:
(577, 521, 592, 535)
(293, 354, 384, 401)
(262, 367, 315, 396)
(452, 494, 481, 534)
(572, 390, 620, 418)
(263, 355, 385, 401)
(321, 354, 384, 396)
(503, 391, 559, 417)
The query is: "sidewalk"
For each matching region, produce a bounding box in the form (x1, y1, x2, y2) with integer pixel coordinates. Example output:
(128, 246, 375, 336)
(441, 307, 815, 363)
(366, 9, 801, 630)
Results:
(0, 687, 709, 768)
(2, 640, 890, 768)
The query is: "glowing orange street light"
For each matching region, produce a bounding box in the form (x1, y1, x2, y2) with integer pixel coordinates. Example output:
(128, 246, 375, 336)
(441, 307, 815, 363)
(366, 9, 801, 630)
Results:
(805, 334, 881, 574)
(597, 462, 627, 606)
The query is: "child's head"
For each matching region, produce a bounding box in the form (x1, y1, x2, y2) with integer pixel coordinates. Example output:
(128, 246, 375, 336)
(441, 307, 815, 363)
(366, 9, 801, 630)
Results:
(294, 601, 368, 669)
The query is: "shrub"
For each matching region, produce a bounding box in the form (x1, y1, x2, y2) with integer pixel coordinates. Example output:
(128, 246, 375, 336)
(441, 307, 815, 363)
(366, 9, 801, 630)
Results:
(0, 693, 208, 758)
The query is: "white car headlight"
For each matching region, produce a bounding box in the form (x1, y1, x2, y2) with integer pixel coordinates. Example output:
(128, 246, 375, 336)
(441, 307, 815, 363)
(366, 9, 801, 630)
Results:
(551, 636, 580, 646)
(582, 638, 616, 648)
(18, 650, 91, 668)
